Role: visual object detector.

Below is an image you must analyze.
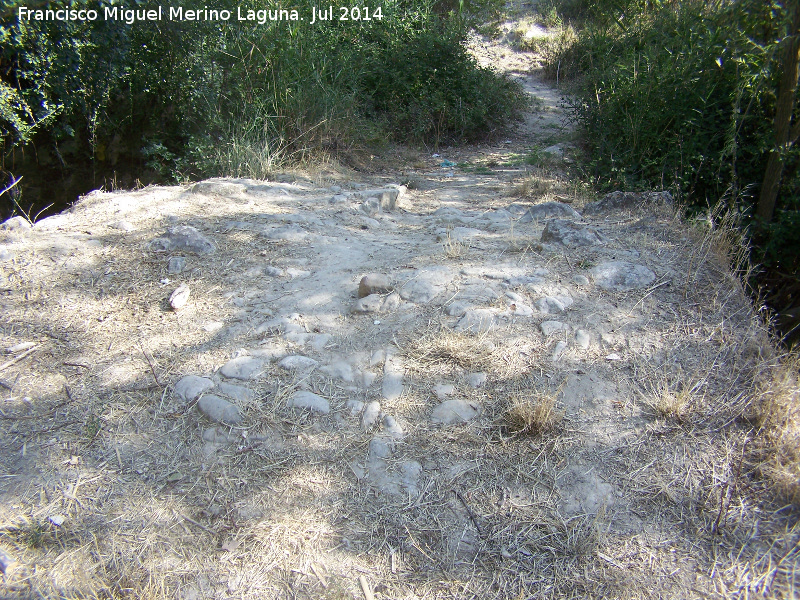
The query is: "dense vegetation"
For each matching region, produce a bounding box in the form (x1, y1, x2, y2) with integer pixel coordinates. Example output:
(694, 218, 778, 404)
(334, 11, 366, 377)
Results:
(541, 0, 800, 344)
(0, 0, 525, 212)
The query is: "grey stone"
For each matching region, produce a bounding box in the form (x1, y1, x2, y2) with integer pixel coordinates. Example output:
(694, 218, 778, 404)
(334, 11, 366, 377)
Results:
(381, 291, 401, 312)
(346, 399, 365, 416)
(590, 261, 656, 291)
(369, 437, 391, 459)
(382, 355, 404, 400)
(265, 266, 284, 277)
(540, 321, 569, 336)
(362, 401, 381, 429)
(285, 268, 311, 279)
(320, 360, 354, 382)
(278, 355, 319, 371)
(382, 415, 404, 439)
(288, 390, 330, 414)
(573, 274, 590, 286)
(551, 341, 568, 361)
(431, 399, 481, 425)
(455, 309, 495, 333)
(191, 181, 245, 196)
(467, 372, 487, 388)
(446, 301, 469, 317)
(399, 266, 454, 304)
(535, 295, 573, 314)
(220, 356, 264, 380)
(352, 294, 384, 314)
(520, 202, 581, 222)
(174, 375, 214, 402)
(330, 194, 348, 204)
(202, 427, 236, 444)
(359, 273, 392, 298)
(264, 225, 308, 241)
(167, 256, 186, 274)
(198, 394, 242, 424)
(216, 381, 255, 404)
(360, 198, 380, 216)
(505, 302, 535, 317)
(434, 383, 455, 399)
(575, 329, 591, 349)
(541, 219, 605, 247)
(150, 225, 215, 254)
(583, 190, 673, 215)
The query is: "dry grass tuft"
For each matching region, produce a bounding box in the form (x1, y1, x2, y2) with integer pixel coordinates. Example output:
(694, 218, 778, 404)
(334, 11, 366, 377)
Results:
(405, 330, 497, 372)
(441, 231, 469, 259)
(504, 391, 562, 435)
(752, 355, 800, 505)
(641, 380, 697, 423)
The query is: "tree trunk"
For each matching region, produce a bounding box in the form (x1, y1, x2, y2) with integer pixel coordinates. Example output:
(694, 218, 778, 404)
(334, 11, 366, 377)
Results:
(757, 4, 800, 223)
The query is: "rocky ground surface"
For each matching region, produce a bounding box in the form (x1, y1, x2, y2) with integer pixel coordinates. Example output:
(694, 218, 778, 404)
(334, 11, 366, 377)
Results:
(0, 23, 795, 600)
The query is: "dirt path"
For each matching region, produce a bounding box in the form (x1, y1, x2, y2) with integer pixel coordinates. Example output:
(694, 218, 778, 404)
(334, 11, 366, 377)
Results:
(0, 26, 795, 600)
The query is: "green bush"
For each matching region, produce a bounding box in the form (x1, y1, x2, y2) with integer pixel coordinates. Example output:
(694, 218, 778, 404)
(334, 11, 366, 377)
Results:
(547, 0, 800, 340)
(1, 0, 524, 204)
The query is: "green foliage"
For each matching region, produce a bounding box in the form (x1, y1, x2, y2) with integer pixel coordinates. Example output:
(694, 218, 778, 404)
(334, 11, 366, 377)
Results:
(1, 0, 524, 197)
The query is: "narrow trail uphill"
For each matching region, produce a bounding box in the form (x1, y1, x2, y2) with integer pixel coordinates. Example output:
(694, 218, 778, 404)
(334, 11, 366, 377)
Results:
(0, 26, 795, 600)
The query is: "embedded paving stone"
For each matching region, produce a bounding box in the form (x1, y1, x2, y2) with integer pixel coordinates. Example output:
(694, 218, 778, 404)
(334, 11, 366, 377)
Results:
(219, 356, 265, 380)
(540, 321, 570, 336)
(583, 190, 673, 215)
(434, 383, 455, 400)
(197, 394, 242, 424)
(558, 465, 616, 517)
(431, 399, 482, 425)
(167, 256, 186, 274)
(399, 266, 454, 304)
(362, 401, 381, 429)
(359, 273, 392, 298)
(505, 302, 535, 317)
(174, 375, 214, 402)
(446, 301, 470, 317)
(454, 308, 496, 333)
(215, 381, 255, 404)
(590, 261, 656, 291)
(264, 225, 309, 241)
(382, 415, 404, 439)
(320, 360, 354, 382)
(287, 390, 330, 414)
(468, 372, 487, 388)
(352, 294, 384, 314)
(519, 202, 581, 221)
(551, 341, 568, 361)
(573, 274, 590, 286)
(191, 181, 245, 196)
(575, 329, 591, 349)
(382, 354, 404, 400)
(278, 355, 319, 371)
(149, 225, 215, 254)
(535, 295, 574, 314)
(457, 284, 501, 303)
(541, 219, 606, 247)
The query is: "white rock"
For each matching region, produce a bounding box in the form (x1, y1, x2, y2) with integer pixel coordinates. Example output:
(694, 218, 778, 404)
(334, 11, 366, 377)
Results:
(169, 284, 191, 310)
(575, 329, 591, 349)
(434, 383, 455, 400)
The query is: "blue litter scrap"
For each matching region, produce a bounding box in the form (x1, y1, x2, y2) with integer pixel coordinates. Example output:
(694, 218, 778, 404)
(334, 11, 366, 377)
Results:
(440, 159, 456, 167)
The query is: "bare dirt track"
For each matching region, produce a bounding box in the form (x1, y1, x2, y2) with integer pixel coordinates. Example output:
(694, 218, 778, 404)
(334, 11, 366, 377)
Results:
(0, 24, 798, 600)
